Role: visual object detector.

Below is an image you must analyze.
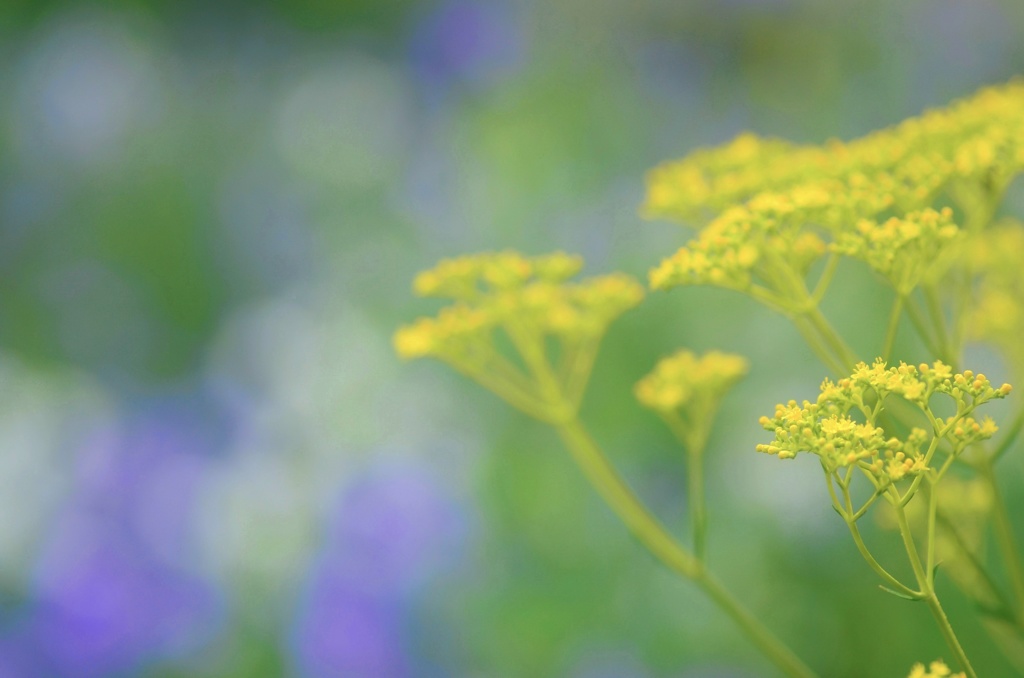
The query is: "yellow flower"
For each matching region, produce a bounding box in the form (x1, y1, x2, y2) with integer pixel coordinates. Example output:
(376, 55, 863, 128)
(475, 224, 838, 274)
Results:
(394, 251, 644, 421)
(757, 359, 1011, 482)
(645, 79, 1024, 299)
(831, 207, 962, 295)
(635, 350, 748, 413)
(907, 659, 965, 678)
(636, 350, 748, 452)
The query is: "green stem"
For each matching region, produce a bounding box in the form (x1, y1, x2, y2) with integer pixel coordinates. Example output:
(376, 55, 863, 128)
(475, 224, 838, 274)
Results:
(894, 497, 977, 678)
(904, 297, 945, 360)
(810, 252, 841, 304)
(836, 479, 920, 598)
(663, 412, 709, 561)
(697, 570, 814, 676)
(803, 306, 857, 371)
(881, 294, 904, 362)
(689, 446, 707, 562)
(893, 496, 928, 586)
(451, 362, 550, 421)
(792, 315, 847, 377)
(925, 593, 979, 678)
(925, 481, 938, 587)
(923, 285, 956, 369)
(555, 418, 818, 678)
(563, 335, 600, 410)
(846, 517, 921, 598)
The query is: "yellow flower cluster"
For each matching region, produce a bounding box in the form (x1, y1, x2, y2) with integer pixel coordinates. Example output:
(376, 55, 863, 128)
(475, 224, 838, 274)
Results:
(757, 398, 927, 480)
(832, 207, 962, 295)
(819, 359, 1011, 407)
(757, 360, 1011, 481)
(394, 252, 644, 422)
(907, 660, 965, 678)
(395, 251, 644, 362)
(413, 251, 583, 300)
(635, 350, 748, 414)
(646, 80, 1024, 297)
(644, 133, 828, 221)
(648, 81, 1024, 223)
(635, 350, 749, 452)
(969, 220, 1024, 370)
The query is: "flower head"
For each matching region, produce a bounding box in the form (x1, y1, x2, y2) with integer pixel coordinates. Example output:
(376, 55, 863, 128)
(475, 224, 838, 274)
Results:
(907, 660, 965, 678)
(635, 350, 748, 452)
(635, 350, 748, 413)
(757, 359, 1011, 482)
(395, 251, 644, 421)
(831, 207, 962, 295)
(645, 80, 1024, 301)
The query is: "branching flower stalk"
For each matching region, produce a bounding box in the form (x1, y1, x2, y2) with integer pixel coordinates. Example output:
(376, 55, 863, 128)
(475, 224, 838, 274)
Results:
(395, 253, 817, 678)
(397, 80, 1024, 675)
(756, 361, 1012, 677)
(645, 81, 1024, 674)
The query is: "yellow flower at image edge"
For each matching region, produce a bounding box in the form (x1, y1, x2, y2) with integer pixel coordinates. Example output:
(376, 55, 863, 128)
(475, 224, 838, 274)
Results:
(907, 659, 965, 678)
(643, 80, 1024, 225)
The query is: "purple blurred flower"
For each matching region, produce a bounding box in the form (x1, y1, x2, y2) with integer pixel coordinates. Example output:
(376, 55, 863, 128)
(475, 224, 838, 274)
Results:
(29, 527, 217, 678)
(291, 462, 468, 677)
(327, 464, 467, 592)
(292, 570, 409, 678)
(0, 636, 41, 678)
(5, 396, 226, 676)
(409, 0, 525, 92)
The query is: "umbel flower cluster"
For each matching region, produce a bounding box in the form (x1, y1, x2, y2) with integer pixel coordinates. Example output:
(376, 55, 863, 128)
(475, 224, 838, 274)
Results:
(757, 360, 1011, 484)
(635, 350, 748, 453)
(635, 350, 748, 415)
(394, 251, 644, 421)
(646, 81, 1024, 302)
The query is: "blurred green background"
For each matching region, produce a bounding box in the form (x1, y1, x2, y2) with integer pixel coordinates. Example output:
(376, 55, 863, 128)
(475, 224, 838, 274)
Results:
(1, 0, 1024, 676)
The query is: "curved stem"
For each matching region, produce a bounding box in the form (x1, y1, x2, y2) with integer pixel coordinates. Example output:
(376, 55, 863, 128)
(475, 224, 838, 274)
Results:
(845, 517, 921, 598)
(836, 478, 920, 598)
(555, 418, 818, 678)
